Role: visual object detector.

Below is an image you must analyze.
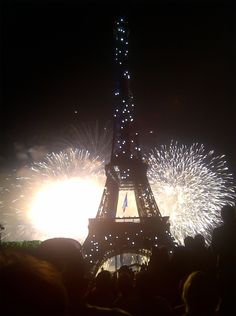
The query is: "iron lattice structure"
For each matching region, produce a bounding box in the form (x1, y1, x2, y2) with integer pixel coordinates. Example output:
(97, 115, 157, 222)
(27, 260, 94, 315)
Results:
(83, 17, 175, 274)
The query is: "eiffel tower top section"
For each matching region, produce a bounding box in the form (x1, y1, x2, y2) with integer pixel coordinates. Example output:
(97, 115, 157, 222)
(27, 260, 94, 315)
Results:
(114, 17, 130, 70)
(95, 17, 164, 218)
(112, 17, 141, 168)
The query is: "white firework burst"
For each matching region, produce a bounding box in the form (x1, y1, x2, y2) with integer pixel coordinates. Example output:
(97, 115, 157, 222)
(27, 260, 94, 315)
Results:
(30, 148, 103, 179)
(147, 142, 235, 245)
(0, 149, 105, 243)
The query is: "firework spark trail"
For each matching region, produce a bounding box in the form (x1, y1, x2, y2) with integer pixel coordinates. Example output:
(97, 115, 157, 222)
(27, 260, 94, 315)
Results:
(0, 149, 105, 243)
(30, 149, 103, 179)
(0, 170, 35, 241)
(56, 122, 112, 163)
(147, 141, 235, 245)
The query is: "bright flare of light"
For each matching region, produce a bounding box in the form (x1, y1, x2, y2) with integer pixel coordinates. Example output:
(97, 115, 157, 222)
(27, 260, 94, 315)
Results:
(147, 142, 235, 245)
(1, 149, 105, 243)
(28, 177, 102, 242)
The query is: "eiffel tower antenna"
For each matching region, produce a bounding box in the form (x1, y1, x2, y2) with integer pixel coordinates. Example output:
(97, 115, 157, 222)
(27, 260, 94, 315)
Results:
(83, 17, 176, 274)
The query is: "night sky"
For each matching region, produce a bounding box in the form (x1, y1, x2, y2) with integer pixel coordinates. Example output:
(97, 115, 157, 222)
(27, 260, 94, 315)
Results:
(1, 0, 235, 176)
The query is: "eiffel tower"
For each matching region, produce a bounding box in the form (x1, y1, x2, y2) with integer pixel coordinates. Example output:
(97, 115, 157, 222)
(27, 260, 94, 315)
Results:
(83, 17, 176, 274)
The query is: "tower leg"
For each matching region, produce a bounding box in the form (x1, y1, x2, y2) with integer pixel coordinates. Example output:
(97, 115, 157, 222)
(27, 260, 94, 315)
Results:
(115, 255, 118, 271)
(120, 253, 124, 267)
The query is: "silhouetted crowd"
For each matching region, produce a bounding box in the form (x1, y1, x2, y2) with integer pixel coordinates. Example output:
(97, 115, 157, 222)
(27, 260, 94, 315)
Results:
(0, 205, 235, 315)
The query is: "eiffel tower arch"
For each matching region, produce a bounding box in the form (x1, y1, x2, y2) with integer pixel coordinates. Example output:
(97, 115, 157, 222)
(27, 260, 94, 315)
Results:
(83, 17, 176, 275)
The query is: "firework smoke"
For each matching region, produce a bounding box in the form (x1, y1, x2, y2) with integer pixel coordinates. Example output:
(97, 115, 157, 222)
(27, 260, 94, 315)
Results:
(147, 142, 235, 245)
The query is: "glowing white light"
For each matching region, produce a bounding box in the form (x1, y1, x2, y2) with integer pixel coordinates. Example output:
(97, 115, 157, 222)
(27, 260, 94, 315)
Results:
(28, 177, 102, 243)
(147, 142, 235, 245)
(2, 148, 105, 243)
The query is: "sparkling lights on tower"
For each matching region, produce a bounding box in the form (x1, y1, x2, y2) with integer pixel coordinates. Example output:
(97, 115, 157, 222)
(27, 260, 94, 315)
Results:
(112, 18, 141, 182)
(83, 17, 176, 274)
